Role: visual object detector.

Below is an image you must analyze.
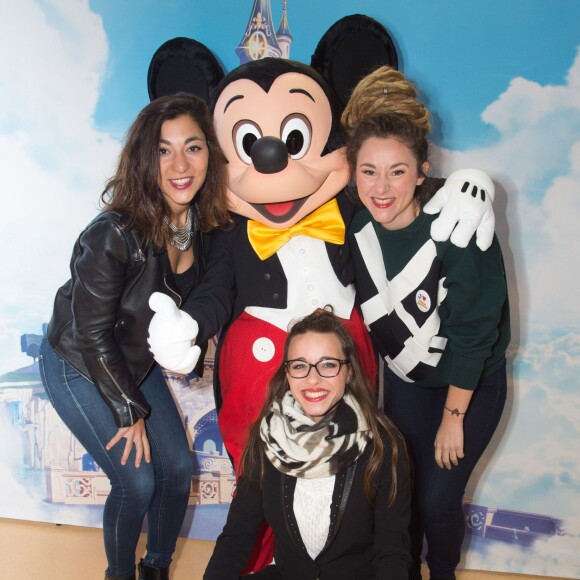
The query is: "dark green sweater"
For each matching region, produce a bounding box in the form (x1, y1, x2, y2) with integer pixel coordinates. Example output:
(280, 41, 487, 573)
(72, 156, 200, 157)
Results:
(350, 209, 510, 390)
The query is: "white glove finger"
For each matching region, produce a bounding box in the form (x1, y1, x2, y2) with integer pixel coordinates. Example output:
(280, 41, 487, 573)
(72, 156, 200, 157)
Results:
(155, 353, 190, 373)
(422, 187, 449, 215)
(449, 218, 480, 249)
(148, 326, 198, 345)
(152, 351, 185, 370)
(149, 292, 179, 316)
(170, 345, 202, 375)
(148, 313, 199, 342)
(148, 339, 193, 357)
(476, 215, 496, 252)
(429, 210, 459, 242)
(169, 312, 199, 339)
(179, 315, 199, 338)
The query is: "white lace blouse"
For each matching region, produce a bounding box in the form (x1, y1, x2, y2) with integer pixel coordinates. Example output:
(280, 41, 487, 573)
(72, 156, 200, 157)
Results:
(293, 475, 336, 559)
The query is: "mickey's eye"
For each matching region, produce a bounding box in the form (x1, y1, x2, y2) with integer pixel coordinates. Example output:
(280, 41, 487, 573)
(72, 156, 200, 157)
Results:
(281, 114, 311, 159)
(233, 120, 262, 164)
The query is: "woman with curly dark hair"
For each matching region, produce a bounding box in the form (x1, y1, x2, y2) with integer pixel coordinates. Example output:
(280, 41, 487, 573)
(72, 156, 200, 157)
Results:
(39, 93, 231, 580)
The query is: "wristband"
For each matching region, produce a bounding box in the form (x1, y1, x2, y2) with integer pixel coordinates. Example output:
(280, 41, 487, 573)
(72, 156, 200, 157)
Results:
(444, 406, 466, 417)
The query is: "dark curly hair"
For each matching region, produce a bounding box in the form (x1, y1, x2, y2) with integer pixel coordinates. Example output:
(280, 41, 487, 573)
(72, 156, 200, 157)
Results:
(101, 93, 232, 248)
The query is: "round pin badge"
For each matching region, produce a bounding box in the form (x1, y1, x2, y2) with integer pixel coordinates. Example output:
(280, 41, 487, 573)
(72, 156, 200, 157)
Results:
(416, 290, 431, 313)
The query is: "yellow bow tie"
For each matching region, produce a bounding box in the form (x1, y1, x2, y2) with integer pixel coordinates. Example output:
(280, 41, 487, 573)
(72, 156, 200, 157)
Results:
(247, 199, 345, 260)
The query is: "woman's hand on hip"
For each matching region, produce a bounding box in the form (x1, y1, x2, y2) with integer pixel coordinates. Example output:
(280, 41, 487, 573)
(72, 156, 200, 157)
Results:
(106, 418, 151, 467)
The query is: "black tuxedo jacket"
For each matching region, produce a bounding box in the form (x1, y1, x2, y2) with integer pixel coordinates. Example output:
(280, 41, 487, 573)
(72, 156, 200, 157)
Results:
(183, 190, 358, 345)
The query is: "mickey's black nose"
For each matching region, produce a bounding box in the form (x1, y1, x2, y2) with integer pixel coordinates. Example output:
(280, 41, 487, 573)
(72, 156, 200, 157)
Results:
(251, 136, 289, 174)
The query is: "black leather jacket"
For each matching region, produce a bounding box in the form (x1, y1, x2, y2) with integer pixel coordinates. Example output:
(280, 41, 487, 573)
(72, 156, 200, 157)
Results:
(47, 210, 208, 427)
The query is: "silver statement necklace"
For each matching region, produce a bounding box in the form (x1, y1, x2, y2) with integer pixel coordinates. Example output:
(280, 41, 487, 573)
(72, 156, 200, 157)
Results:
(166, 208, 193, 251)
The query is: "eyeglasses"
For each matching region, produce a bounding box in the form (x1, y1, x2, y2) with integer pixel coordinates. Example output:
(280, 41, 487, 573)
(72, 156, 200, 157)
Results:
(285, 358, 350, 379)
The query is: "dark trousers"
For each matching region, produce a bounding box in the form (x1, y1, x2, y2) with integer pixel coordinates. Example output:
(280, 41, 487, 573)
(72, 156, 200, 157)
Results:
(383, 360, 507, 579)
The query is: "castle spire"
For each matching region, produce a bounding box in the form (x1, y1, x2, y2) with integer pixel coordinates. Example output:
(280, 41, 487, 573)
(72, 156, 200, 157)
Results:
(276, 0, 293, 59)
(236, 0, 282, 64)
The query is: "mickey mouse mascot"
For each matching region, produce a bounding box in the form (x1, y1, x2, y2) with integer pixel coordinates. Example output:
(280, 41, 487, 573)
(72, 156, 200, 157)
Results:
(146, 14, 495, 573)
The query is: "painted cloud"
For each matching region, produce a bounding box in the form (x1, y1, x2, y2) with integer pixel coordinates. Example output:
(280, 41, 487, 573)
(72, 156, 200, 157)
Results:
(0, 0, 120, 374)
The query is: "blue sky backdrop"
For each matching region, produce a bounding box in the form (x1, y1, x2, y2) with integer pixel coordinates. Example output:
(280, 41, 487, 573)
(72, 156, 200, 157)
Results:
(89, 0, 580, 149)
(0, 1, 579, 576)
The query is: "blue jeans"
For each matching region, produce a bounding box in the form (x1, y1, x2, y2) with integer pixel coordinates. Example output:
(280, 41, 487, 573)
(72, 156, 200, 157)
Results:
(383, 361, 507, 579)
(39, 339, 193, 577)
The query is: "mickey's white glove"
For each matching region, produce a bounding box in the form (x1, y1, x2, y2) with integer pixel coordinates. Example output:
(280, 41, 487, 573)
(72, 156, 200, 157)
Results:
(147, 292, 201, 374)
(423, 169, 495, 251)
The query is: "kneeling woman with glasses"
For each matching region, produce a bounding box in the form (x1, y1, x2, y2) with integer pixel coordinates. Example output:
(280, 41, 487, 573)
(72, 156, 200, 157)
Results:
(204, 308, 411, 580)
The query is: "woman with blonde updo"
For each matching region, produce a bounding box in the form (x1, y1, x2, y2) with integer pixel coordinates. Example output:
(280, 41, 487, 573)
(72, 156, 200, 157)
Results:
(341, 66, 431, 135)
(344, 66, 510, 580)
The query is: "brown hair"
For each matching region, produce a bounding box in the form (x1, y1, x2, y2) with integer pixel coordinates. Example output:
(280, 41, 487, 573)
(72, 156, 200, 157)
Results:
(240, 308, 408, 506)
(101, 93, 232, 248)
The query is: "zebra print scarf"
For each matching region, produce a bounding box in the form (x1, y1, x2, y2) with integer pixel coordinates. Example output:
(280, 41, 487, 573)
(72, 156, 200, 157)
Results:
(260, 391, 371, 478)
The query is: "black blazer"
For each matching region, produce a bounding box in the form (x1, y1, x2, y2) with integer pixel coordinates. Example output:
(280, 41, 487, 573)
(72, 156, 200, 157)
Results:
(183, 190, 358, 345)
(203, 435, 411, 580)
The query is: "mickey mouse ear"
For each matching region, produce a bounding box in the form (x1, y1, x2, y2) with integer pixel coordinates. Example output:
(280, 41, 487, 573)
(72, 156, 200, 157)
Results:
(310, 14, 399, 110)
(147, 37, 225, 103)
